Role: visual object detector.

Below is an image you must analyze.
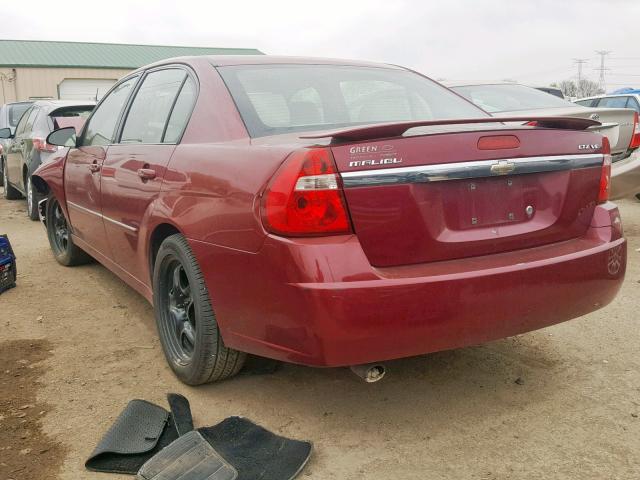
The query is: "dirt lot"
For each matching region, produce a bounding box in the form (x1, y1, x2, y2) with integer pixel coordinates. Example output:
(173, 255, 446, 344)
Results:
(0, 192, 639, 480)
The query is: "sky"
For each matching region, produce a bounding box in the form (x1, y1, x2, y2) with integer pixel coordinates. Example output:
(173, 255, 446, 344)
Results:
(2, 0, 640, 92)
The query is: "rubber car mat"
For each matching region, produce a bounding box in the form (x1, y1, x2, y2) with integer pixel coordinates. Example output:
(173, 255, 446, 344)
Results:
(198, 417, 312, 480)
(86, 399, 179, 474)
(137, 430, 237, 480)
(167, 393, 194, 437)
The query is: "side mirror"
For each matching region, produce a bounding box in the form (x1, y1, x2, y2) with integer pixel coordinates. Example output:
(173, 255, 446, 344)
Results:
(46, 127, 77, 147)
(0, 127, 13, 139)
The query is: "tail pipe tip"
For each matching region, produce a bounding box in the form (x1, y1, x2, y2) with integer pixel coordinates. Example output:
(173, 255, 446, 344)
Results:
(350, 363, 386, 383)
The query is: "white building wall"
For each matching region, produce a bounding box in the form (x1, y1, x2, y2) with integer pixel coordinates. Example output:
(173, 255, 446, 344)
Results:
(0, 67, 132, 103)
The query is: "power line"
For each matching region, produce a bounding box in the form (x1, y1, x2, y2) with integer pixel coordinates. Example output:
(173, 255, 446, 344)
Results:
(595, 50, 612, 91)
(573, 58, 588, 96)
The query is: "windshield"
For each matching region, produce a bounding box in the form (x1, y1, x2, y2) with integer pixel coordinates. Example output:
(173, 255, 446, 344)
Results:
(8, 102, 33, 127)
(218, 64, 488, 137)
(452, 84, 573, 113)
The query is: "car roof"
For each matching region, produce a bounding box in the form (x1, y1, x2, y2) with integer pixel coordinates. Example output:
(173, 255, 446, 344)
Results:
(443, 81, 523, 88)
(135, 54, 403, 72)
(576, 93, 639, 101)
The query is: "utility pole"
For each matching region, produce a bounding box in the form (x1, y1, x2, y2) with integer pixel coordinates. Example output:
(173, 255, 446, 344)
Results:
(573, 58, 588, 97)
(595, 50, 611, 93)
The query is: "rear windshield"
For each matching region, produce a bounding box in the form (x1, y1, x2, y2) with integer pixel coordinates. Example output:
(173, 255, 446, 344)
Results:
(217, 64, 488, 137)
(8, 103, 32, 127)
(50, 106, 94, 130)
(452, 84, 573, 113)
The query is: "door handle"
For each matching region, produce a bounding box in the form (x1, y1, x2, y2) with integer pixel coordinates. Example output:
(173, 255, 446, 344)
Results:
(89, 162, 101, 173)
(137, 168, 156, 180)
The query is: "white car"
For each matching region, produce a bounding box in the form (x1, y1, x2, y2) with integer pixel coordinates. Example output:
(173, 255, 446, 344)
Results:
(448, 83, 640, 199)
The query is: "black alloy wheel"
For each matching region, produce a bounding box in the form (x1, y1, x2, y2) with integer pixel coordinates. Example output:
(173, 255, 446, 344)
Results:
(45, 196, 91, 266)
(153, 233, 246, 385)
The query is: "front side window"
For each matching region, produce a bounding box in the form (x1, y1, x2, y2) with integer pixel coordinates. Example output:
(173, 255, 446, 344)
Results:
(82, 77, 138, 146)
(120, 69, 187, 144)
(218, 64, 488, 137)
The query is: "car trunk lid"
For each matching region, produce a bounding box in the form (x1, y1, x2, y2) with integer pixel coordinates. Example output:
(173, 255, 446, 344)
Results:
(326, 126, 605, 267)
(493, 106, 635, 158)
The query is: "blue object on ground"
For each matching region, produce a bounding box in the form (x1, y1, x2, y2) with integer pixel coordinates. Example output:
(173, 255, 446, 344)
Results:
(0, 234, 16, 293)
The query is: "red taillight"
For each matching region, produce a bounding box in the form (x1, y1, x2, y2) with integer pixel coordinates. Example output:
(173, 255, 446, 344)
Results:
(598, 137, 612, 204)
(630, 111, 640, 149)
(261, 148, 352, 236)
(32, 138, 57, 153)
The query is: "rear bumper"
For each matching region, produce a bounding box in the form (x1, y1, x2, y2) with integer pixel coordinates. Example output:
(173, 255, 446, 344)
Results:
(191, 203, 626, 367)
(611, 149, 640, 200)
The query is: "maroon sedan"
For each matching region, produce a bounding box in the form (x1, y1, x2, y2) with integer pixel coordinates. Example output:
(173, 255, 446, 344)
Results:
(33, 56, 626, 385)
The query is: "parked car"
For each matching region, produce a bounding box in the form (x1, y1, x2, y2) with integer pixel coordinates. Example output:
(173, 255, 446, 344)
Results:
(33, 56, 626, 385)
(0, 101, 33, 186)
(0, 100, 95, 219)
(450, 82, 640, 199)
(575, 91, 640, 112)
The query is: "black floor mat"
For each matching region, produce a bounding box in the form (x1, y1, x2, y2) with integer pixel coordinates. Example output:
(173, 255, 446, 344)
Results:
(200, 417, 312, 480)
(86, 397, 185, 475)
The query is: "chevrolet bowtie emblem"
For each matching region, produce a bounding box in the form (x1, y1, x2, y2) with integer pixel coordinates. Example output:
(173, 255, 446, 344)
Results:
(490, 160, 516, 175)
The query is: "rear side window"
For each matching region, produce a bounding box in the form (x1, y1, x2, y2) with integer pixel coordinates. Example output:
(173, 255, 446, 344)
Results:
(22, 108, 40, 135)
(627, 97, 640, 114)
(575, 99, 598, 107)
(120, 69, 186, 144)
(82, 77, 137, 146)
(14, 107, 33, 135)
(596, 97, 629, 108)
(50, 106, 94, 131)
(218, 64, 487, 137)
(163, 76, 197, 143)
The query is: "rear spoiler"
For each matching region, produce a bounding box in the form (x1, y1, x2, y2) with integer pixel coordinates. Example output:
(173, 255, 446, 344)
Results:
(300, 117, 601, 142)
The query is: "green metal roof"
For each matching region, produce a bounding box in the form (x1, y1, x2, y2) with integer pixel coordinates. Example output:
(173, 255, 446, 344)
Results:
(0, 39, 263, 69)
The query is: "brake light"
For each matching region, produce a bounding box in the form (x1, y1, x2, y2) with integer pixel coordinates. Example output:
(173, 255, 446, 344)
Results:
(32, 138, 58, 153)
(630, 111, 640, 149)
(477, 135, 520, 150)
(261, 148, 352, 236)
(598, 137, 612, 204)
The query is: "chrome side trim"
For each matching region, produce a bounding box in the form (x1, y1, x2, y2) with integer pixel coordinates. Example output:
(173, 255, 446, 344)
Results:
(340, 154, 603, 188)
(67, 201, 138, 233)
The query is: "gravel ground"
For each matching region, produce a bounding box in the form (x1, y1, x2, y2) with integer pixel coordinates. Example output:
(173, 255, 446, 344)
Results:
(0, 191, 639, 480)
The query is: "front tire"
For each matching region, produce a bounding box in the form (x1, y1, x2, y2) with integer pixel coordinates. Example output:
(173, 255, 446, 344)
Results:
(153, 234, 246, 385)
(2, 161, 22, 200)
(45, 196, 92, 266)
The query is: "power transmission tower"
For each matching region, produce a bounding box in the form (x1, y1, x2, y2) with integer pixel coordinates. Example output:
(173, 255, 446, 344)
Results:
(595, 50, 611, 92)
(573, 58, 588, 97)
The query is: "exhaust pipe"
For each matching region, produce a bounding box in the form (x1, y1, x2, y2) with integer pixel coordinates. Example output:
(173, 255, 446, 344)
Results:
(350, 363, 386, 383)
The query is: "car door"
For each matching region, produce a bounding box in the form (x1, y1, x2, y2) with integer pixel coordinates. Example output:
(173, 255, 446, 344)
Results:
(101, 67, 196, 282)
(6, 106, 38, 191)
(64, 76, 139, 259)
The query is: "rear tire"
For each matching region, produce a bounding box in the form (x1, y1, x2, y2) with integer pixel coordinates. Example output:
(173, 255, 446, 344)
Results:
(0, 157, 4, 187)
(153, 233, 246, 385)
(26, 176, 41, 221)
(2, 161, 22, 200)
(45, 195, 92, 266)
